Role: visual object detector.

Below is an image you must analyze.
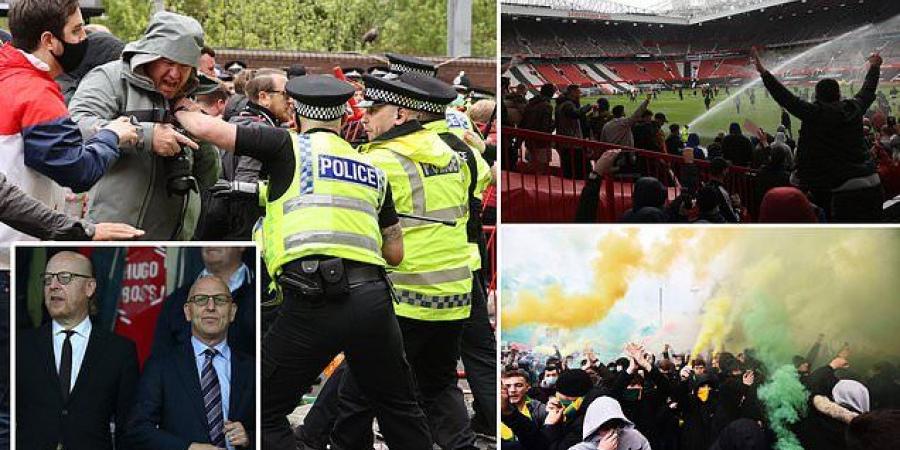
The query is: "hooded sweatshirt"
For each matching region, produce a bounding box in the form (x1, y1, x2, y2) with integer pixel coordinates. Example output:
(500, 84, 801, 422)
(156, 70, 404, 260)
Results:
(758, 187, 817, 223)
(722, 123, 753, 167)
(0, 43, 121, 268)
(69, 12, 219, 240)
(568, 396, 651, 450)
(620, 177, 667, 223)
(833, 380, 870, 414)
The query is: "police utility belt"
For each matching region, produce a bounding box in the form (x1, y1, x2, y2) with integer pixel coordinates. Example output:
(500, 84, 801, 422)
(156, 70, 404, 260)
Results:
(279, 257, 385, 298)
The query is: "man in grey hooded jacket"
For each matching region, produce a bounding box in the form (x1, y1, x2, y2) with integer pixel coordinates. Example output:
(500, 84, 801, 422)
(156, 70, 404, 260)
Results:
(69, 11, 219, 240)
(569, 396, 651, 450)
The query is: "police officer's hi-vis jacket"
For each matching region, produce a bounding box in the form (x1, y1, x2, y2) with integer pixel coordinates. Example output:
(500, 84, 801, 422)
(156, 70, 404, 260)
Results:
(423, 118, 492, 272)
(360, 122, 473, 322)
(259, 130, 388, 278)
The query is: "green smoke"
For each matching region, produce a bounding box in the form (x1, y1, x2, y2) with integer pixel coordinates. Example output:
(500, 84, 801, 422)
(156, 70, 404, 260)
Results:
(758, 365, 809, 450)
(743, 294, 809, 450)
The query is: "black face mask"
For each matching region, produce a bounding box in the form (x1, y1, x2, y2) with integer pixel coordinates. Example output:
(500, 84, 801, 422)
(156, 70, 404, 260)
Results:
(50, 34, 89, 74)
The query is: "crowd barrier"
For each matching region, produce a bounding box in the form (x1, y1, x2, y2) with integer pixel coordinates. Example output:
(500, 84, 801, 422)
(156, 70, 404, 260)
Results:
(501, 127, 755, 222)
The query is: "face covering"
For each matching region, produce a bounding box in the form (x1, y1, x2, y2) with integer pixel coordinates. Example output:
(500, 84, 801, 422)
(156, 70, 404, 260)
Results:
(50, 33, 89, 74)
(697, 385, 711, 403)
(623, 387, 642, 401)
(558, 398, 574, 408)
(541, 376, 558, 388)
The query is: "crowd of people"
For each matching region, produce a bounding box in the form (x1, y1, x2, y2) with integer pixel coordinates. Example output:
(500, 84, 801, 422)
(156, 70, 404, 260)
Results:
(501, 338, 900, 450)
(0, 0, 499, 449)
(501, 49, 900, 223)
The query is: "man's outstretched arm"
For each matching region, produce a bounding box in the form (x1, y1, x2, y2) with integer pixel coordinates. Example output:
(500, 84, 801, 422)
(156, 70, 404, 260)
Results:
(174, 100, 238, 152)
(752, 47, 817, 121)
(854, 53, 882, 111)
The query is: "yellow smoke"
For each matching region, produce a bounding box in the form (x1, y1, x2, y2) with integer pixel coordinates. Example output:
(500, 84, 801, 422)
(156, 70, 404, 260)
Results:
(503, 229, 645, 329)
(503, 228, 744, 332)
(690, 296, 734, 357)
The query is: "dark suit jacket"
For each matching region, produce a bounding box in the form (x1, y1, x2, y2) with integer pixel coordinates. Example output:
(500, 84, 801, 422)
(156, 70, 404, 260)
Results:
(16, 321, 139, 450)
(127, 341, 255, 450)
(151, 279, 256, 358)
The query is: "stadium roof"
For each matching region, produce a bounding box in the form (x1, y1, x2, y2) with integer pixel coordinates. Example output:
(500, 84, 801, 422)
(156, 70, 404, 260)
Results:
(502, 0, 809, 24)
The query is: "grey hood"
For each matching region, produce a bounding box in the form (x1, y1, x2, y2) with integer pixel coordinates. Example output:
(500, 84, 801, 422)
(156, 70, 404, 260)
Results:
(571, 397, 651, 450)
(833, 379, 870, 414)
(582, 396, 634, 440)
(121, 11, 204, 94)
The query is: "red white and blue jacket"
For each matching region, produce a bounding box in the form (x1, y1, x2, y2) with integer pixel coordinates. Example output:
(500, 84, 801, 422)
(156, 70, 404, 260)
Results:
(0, 42, 120, 267)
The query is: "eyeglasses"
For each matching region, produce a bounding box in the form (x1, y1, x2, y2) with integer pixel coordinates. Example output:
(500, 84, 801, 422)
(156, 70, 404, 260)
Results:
(187, 294, 233, 307)
(41, 272, 92, 286)
(266, 90, 288, 98)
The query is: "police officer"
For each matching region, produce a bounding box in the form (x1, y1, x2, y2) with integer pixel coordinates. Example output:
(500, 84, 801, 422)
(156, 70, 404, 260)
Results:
(329, 73, 478, 449)
(171, 75, 432, 450)
(397, 71, 497, 435)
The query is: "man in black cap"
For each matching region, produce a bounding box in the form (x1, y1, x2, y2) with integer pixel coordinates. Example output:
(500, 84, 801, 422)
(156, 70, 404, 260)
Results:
(170, 75, 432, 450)
(329, 74, 476, 450)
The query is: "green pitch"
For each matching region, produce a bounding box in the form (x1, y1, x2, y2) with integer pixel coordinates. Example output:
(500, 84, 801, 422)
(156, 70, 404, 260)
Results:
(583, 85, 898, 146)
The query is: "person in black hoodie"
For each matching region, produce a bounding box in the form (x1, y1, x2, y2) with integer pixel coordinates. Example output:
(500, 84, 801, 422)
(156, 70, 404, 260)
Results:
(710, 418, 773, 450)
(753, 47, 883, 222)
(722, 123, 753, 167)
(620, 177, 668, 223)
(677, 371, 721, 450)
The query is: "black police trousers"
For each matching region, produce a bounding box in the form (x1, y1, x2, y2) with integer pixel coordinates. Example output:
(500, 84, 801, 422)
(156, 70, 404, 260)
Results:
(456, 271, 497, 433)
(331, 315, 477, 450)
(296, 273, 496, 446)
(261, 279, 431, 450)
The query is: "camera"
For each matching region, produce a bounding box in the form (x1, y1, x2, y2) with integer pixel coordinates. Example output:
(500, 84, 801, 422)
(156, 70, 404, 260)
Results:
(163, 134, 199, 196)
(127, 112, 199, 196)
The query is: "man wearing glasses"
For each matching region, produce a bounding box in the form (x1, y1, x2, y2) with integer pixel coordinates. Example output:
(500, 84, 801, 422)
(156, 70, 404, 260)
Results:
(17, 251, 139, 450)
(198, 69, 293, 241)
(128, 275, 254, 450)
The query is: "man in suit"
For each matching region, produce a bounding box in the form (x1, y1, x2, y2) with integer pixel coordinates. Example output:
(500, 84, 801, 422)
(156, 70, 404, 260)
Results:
(152, 247, 255, 358)
(17, 251, 139, 450)
(128, 275, 254, 450)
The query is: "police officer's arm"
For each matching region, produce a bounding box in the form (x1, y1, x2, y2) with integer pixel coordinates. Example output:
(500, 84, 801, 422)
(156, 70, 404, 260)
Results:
(380, 183, 404, 266)
(174, 109, 238, 151)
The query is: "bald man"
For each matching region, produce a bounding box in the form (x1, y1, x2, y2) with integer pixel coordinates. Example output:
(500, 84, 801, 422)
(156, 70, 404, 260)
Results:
(128, 276, 255, 450)
(17, 251, 139, 450)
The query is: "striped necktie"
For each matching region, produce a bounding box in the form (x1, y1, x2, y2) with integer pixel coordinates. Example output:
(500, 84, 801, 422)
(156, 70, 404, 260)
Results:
(201, 348, 226, 447)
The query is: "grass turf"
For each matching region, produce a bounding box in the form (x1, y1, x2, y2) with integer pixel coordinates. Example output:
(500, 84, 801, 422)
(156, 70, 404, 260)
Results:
(583, 85, 898, 146)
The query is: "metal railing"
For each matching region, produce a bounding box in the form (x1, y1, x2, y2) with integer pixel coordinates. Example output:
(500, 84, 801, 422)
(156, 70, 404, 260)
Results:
(502, 127, 755, 222)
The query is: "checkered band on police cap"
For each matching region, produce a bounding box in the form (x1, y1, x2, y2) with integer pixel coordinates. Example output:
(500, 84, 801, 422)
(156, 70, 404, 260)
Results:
(294, 102, 347, 121)
(364, 87, 422, 110)
(389, 62, 437, 77)
(416, 100, 447, 115)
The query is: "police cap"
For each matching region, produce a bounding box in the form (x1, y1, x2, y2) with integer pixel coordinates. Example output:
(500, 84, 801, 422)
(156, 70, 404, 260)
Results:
(358, 74, 428, 110)
(397, 72, 457, 115)
(286, 75, 355, 121)
(343, 67, 364, 80)
(386, 53, 438, 77)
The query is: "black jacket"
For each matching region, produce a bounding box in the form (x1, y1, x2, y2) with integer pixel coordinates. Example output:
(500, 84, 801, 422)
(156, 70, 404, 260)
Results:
(127, 341, 255, 449)
(17, 322, 139, 450)
(762, 65, 879, 189)
(722, 134, 753, 167)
